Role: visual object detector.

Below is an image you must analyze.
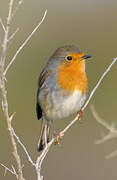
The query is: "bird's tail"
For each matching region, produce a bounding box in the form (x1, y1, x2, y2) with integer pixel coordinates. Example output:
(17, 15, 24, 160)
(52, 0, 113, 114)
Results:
(37, 120, 50, 152)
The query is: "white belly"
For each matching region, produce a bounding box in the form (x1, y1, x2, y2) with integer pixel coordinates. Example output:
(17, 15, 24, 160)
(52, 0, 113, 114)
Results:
(46, 90, 86, 120)
(62, 90, 85, 115)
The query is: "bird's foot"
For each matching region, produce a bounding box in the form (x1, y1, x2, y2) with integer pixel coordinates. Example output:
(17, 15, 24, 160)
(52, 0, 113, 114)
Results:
(77, 109, 83, 121)
(54, 132, 62, 145)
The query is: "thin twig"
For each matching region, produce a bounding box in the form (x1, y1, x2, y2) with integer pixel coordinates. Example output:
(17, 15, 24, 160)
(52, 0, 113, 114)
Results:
(0, 6, 48, 180)
(106, 149, 117, 159)
(0, 163, 26, 180)
(4, 9, 47, 75)
(90, 104, 117, 134)
(90, 104, 117, 143)
(90, 104, 117, 158)
(0, 17, 6, 32)
(0, 163, 18, 179)
(59, 57, 117, 136)
(82, 57, 117, 111)
(12, 128, 35, 167)
(0, 0, 24, 180)
(12, 0, 24, 18)
(8, 28, 19, 42)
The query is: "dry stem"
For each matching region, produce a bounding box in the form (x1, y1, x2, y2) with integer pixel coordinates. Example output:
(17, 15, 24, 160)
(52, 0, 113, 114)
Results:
(0, 163, 18, 179)
(0, 17, 6, 32)
(0, 1, 47, 179)
(90, 104, 117, 159)
(4, 10, 47, 75)
(0, 1, 116, 179)
(0, 1, 23, 180)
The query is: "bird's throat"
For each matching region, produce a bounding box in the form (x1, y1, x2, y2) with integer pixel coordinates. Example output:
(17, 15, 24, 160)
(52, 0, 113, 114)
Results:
(57, 63, 88, 94)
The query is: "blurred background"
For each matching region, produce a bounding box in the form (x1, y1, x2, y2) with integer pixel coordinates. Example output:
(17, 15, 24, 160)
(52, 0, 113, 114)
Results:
(0, 0, 117, 179)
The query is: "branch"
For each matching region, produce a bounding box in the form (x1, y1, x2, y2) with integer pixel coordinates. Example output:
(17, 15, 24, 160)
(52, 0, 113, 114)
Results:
(4, 9, 47, 75)
(12, 57, 116, 179)
(12, 128, 35, 167)
(8, 28, 19, 42)
(12, 0, 24, 19)
(90, 104, 117, 159)
(0, 163, 18, 179)
(82, 57, 117, 111)
(0, 163, 26, 180)
(0, 4, 48, 179)
(60, 57, 117, 135)
(0, 17, 6, 32)
(106, 149, 117, 159)
(0, 0, 24, 179)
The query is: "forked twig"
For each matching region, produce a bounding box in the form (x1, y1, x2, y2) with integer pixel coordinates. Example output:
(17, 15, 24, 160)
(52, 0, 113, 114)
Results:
(0, 163, 18, 179)
(4, 10, 47, 75)
(12, 0, 24, 18)
(8, 28, 19, 42)
(90, 104, 117, 159)
(0, 0, 24, 179)
(0, 17, 6, 32)
(0, 1, 48, 180)
(0, 1, 117, 179)
(0, 163, 26, 180)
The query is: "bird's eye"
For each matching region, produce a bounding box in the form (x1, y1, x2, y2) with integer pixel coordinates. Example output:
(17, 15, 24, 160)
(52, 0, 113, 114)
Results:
(66, 56, 72, 61)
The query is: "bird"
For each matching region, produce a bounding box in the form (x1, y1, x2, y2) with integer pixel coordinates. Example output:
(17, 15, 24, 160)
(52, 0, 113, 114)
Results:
(36, 45, 91, 151)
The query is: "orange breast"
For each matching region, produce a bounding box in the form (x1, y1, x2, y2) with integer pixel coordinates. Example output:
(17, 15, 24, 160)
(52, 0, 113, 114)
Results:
(57, 61, 88, 94)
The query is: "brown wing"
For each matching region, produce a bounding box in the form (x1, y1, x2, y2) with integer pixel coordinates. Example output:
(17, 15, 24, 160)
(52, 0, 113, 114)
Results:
(38, 69, 51, 88)
(36, 70, 51, 120)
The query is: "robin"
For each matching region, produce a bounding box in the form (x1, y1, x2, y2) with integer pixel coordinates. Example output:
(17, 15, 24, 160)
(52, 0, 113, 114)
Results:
(36, 45, 91, 151)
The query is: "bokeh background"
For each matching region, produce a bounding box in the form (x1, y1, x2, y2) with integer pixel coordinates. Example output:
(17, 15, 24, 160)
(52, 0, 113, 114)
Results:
(0, 0, 117, 179)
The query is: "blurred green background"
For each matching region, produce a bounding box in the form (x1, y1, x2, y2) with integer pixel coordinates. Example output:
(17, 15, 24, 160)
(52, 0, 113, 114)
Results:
(0, 0, 117, 179)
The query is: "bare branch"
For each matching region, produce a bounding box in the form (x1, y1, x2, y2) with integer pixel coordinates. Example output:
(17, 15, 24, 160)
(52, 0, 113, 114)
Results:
(1, 1, 116, 178)
(90, 104, 117, 144)
(0, 0, 24, 179)
(12, 128, 35, 167)
(0, 163, 26, 180)
(12, 0, 24, 19)
(90, 104, 117, 158)
(4, 9, 47, 75)
(0, 17, 6, 32)
(96, 132, 117, 144)
(0, 4, 48, 179)
(106, 149, 117, 159)
(8, 28, 19, 42)
(9, 112, 16, 122)
(82, 57, 117, 111)
(58, 57, 117, 136)
(90, 105, 116, 132)
(0, 163, 18, 179)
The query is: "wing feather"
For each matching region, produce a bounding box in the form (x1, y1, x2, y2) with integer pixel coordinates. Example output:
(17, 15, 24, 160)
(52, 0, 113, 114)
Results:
(36, 70, 51, 120)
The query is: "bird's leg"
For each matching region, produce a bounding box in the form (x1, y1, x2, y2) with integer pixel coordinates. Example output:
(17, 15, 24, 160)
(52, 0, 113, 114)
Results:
(47, 124, 50, 143)
(44, 124, 48, 147)
(77, 109, 83, 121)
(50, 120, 62, 145)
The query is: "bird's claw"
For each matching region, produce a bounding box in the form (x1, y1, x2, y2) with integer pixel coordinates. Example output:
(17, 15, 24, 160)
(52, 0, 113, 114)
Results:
(54, 133, 62, 145)
(77, 109, 83, 121)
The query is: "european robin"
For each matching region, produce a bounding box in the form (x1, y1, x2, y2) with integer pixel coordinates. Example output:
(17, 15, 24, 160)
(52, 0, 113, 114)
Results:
(36, 45, 91, 151)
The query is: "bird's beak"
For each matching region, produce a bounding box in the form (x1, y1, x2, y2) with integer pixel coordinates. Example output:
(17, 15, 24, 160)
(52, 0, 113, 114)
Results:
(81, 55, 92, 60)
